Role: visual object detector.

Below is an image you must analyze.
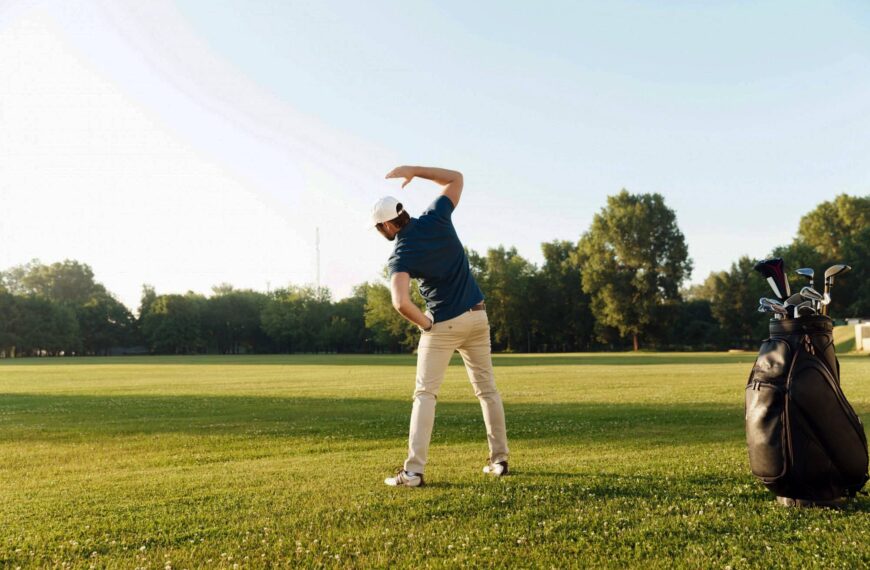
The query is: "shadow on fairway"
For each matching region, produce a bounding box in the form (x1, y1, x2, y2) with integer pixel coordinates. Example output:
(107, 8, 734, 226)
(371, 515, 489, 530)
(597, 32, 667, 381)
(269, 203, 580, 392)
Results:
(0, 353, 759, 368)
(0, 392, 746, 447)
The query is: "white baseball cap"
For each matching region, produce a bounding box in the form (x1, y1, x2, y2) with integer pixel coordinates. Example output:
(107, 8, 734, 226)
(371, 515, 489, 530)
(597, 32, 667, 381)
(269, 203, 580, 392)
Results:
(370, 196, 404, 227)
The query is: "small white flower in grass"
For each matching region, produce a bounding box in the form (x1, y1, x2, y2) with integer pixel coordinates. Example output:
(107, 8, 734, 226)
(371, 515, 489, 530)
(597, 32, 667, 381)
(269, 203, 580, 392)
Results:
(139, 546, 146, 552)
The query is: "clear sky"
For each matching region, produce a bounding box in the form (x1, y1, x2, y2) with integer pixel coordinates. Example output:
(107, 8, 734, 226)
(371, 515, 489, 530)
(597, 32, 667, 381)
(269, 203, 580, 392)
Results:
(1, 0, 869, 311)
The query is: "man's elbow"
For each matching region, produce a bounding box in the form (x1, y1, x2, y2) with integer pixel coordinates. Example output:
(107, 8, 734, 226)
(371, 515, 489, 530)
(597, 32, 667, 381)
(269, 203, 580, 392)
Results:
(391, 298, 407, 313)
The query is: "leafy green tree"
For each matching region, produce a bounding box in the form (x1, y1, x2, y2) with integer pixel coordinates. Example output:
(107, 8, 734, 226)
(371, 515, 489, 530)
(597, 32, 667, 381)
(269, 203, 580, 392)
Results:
(77, 293, 137, 355)
(326, 287, 367, 352)
(0, 289, 20, 357)
(839, 226, 870, 316)
(4, 259, 102, 303)
(0, 260, 38, 295)
(535, 240, 595, 351)
(1, 259, 136, 354)
(140, 293, 207, 354)
(13, 296, 80, 356)
(698, 256, 769, 348)
(203, 286, 270, 354)
(139, 285, 158, 318)
(797, 194, 870, 261)
(261, 286, 333, 353)
(676, 298, 720, 350)
(363, 280, 425, 352)
(783, 194, 870, 317)
(479, 246, 536, 352)
(578, 190, 692, 351)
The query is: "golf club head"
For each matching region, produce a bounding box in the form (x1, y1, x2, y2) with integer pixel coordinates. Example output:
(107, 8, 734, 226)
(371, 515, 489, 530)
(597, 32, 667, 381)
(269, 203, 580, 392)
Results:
(753, 258, 791, 300)
(784, 292, 804, 307)
(795, 267, 814, 287)
(799, 286, 824, 303)
(758, 297, 787, 320)
(795, 301, 816, 317)
(824, 264, 851, 282)
(759, 297, 787, 314)
(822, 264, 851, 315)
(783, 292, 804, 319)
(758, 305, 785, 319)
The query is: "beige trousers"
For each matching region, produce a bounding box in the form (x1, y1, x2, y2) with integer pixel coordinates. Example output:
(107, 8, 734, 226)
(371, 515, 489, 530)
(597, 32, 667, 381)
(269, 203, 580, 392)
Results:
(404, 309, 509, 474)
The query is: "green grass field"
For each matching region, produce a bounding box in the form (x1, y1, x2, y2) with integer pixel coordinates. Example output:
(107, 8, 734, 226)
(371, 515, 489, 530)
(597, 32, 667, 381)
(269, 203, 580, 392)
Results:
(1, 353, 868, 568)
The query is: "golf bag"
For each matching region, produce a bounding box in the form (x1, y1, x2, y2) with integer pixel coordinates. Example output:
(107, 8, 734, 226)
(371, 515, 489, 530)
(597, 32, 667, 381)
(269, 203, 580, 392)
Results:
(745, 315, 869, 501)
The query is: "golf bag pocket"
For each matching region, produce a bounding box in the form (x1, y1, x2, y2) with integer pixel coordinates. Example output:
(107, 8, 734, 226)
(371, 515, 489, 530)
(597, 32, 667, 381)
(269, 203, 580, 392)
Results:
(745, 339, 790, 481)
(746, 382, 786, 480)
(748, 339, 790, 383)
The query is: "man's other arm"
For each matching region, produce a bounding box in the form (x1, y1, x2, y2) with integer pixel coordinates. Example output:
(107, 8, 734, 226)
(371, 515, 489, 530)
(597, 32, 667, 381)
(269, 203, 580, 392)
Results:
(390, 272, 432, 330)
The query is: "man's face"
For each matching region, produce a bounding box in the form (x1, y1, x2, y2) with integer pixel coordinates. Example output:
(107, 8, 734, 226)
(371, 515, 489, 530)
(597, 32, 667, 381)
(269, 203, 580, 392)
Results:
(376, 221, 399, 241)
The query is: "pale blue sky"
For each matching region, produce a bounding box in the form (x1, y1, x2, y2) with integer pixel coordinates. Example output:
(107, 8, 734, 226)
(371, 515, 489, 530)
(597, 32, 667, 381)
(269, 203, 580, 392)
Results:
(1, 1, 869, 309)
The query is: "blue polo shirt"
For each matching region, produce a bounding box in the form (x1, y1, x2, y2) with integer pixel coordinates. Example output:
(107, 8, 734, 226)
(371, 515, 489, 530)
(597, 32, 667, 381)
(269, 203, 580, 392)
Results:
(387, 195, 484, 323)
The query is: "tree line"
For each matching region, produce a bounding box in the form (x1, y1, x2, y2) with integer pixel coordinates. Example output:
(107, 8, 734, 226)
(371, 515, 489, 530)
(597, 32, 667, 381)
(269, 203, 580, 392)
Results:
(1, 192, 866, 357)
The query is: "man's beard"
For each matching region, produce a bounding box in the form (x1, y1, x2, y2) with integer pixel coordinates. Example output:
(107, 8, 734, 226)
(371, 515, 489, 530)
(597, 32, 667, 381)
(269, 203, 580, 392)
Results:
(376, 225, 395, 241)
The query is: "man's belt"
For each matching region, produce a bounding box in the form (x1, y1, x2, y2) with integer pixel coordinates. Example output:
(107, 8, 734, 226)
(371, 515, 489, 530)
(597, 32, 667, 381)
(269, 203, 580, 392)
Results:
(470, 302, 486, 312)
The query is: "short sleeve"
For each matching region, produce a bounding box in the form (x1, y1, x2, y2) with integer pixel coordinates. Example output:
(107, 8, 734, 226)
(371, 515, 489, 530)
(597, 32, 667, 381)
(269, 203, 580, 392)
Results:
(387, 252, 409, 276)
(422, 195, 455, 221)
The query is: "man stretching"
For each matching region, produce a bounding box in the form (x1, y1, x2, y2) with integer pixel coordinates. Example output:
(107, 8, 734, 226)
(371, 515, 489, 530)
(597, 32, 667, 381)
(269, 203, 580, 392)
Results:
(370, 165, 509, 487)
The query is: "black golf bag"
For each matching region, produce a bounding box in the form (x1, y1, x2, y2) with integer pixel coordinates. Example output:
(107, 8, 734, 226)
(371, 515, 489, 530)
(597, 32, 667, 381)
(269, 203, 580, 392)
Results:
(745, 315, 869, 502)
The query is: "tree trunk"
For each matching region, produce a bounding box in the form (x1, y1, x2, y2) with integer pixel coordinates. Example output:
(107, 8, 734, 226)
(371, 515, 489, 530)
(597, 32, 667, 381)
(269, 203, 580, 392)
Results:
(633, 333, 639, 352)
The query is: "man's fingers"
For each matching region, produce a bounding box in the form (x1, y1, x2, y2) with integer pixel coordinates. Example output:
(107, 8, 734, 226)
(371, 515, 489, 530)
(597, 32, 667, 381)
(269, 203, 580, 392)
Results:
(385, 167, 412, 185)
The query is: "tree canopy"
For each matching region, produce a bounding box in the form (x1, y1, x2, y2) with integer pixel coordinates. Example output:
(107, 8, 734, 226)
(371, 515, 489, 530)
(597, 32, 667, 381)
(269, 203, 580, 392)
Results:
(578, 190, 692, 350)
(1, 192, 865, 357)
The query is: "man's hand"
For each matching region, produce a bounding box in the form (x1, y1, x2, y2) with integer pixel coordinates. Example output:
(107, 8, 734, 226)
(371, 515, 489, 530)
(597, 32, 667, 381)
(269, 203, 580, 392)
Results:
(385, 166, 416, 188)
(385, 165, 464, 208)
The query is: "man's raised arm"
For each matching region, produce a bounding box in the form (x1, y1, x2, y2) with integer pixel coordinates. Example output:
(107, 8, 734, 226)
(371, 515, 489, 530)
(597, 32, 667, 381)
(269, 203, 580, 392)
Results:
(385, 166, 464, 208)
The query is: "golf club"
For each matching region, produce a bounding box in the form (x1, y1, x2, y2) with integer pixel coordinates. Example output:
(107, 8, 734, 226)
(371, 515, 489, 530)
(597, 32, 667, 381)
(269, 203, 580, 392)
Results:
(758, 297, 787, 319)
(783, 292, 804, 318)
(822, 264, 851, 316)
(799, 286, 825, 313)
(795, 268, 814, 289)
(794, 300, 816, 317)
(753, 258, 790, 301)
